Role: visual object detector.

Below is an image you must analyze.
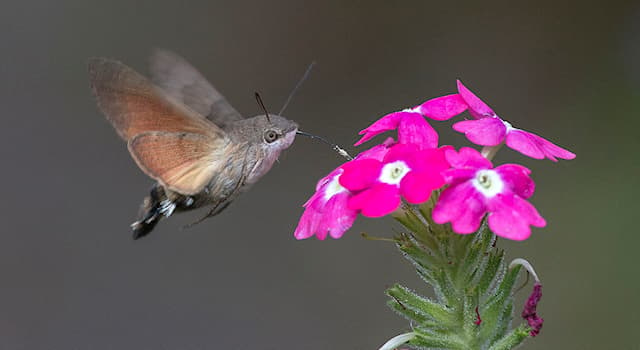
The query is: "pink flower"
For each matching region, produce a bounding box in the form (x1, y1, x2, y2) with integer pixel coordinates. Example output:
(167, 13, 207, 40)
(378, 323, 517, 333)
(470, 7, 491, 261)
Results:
(294, 167, 356, 240)
(294, 140, 394, 240)
(432, 147, 546, 240)
(354, 110, 438, 149)
(452, 80, 576, 162)
(339, 144, 450, 217)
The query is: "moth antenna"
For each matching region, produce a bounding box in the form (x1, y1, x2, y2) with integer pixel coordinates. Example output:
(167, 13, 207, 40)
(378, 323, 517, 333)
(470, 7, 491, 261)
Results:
(279, 61, 316, 115)
(296, 130, 353, 161)
(254, 92, 271, 123)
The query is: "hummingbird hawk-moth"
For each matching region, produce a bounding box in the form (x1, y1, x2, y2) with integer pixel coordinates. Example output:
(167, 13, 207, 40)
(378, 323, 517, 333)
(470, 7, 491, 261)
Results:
(89, 50, 299, 239)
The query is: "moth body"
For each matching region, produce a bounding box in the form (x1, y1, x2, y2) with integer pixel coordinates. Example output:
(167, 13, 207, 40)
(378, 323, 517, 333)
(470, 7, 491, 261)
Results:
(90, 50, 298, 239)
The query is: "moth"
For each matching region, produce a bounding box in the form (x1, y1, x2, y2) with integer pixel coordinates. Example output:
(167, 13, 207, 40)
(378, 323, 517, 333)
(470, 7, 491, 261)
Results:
(89, 50, 299, 239)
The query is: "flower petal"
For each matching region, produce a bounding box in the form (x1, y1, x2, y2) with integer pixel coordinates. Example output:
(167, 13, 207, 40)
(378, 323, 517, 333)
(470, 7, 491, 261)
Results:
(453, 117, 506, 146)
(504, 129, 544, 159)
(397, 113, 438, 148)
(295, 183, 357, 240)
(355, 137, 395, 161)
(400, 172, 441, 204)
(506, 129, 576, 162)
(432, 181, 486, 234)
(294, 205, 325, 240)
(495, 164, 535, 199)
(410, 147, 450, 173)
(441, 168, 477, 185)
(318, 193, 358, 239)
(417, 93, 468, 121)
(384, 145, 449, 173)
(339, 159, 382, 191)
(445, 147, 493, 170)
(314, 168, 342, 191)
(486, 193, 546, 240)
(348, 184, 401, 217)
(383, 143, 419, 163)
(354, 111, 405, 146)
(457, 80, 496, 118)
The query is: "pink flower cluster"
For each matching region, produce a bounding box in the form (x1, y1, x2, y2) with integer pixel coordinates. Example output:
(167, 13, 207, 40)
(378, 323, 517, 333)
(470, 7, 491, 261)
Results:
(294, 81, 574, 241)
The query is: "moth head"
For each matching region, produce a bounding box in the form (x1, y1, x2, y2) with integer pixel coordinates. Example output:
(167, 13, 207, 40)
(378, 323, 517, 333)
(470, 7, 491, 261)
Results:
(251, 92, 298, 150)
(258, 114, 298, 150)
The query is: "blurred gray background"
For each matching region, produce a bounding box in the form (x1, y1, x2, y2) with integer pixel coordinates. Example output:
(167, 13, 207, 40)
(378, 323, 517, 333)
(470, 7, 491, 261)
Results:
(1, 0, 638, 349)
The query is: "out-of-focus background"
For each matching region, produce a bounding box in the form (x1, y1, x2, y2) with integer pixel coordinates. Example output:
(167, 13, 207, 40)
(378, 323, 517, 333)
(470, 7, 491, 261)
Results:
(1, 1, 638, 349)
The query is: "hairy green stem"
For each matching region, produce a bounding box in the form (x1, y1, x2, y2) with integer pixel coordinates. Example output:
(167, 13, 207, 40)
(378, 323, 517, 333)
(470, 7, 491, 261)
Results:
(383, 205, 533, 350)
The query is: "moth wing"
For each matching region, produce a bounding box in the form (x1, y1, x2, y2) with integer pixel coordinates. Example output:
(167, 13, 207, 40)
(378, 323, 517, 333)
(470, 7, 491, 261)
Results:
(128, 131, 229, 195)
(89, 57, 220, 141)
(149, 49, 243, 129)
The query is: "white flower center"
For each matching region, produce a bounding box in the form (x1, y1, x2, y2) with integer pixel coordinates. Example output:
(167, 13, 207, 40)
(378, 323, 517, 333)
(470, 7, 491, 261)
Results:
(379, 161, 411, 185)
(472, 169, 504, 198)
(324, 174, 347, 200)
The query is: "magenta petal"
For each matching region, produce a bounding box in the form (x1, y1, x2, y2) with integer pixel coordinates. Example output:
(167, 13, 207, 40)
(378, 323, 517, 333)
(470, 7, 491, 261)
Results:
(397, 113, 439, 149)
(411, 147, 450, 173)
(418, 94, 469, 121)
(504, 129, 545, 159)
(294, 206, 324, 240)
(445, 147, 493, 170)
(456, 80, 496, 118)
(506, 129, 576, 162)
(495, 164, 535, 199)
(355, 138, 395, 161)
(383, 143, 419, 163)
(294, 192, 357, 240)
(400, 172, 442, 204)
(441, 168, 477, 185)
(319, 193, 357, 239)
(486, 193, 546, 241)
(339, 159, 382, 191)
(385, 146, 448, 174)
(314, 168, 342, 191)
(453, 117, 506, 146)
(348, 184, 401, 217)
(297, 189, 330, 239)
(354, 111, 405, 146)
(432, 181, 486, 234)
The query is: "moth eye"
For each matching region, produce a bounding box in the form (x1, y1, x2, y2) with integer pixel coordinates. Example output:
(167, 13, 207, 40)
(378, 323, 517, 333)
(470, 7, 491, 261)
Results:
(264, 130, 279, 143)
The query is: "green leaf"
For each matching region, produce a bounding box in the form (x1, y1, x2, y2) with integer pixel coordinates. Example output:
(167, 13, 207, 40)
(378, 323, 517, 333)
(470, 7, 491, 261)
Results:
(410, 331, 468, 350)
(458, 227, 495, 285)
(386, 299, 431, 325)
(386, 284, 456, 327)
(477, 250, 505, 297)
(398, 239, 439, 269)
(479, 265, 522, 342)
(487, 325, 531, 350)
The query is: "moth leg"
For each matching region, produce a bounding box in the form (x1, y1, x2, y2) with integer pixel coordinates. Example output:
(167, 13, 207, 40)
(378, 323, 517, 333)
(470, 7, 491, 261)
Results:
(182, 199, 230, 229)
(158, 199, 177, 217)
(136, 185, 165, 224)
(131, 185, 168, 239)
(183, 163, 248, 229)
